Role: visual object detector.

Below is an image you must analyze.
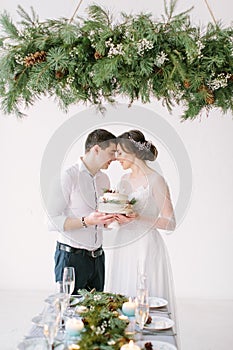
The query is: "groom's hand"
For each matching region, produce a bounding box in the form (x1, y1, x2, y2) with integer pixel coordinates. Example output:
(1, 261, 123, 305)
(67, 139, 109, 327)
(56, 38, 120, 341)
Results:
(85, 211, 115, 226)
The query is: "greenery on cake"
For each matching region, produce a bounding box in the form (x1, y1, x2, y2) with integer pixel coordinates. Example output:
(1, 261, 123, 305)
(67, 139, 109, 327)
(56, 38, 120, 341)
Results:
(102, 189, 137, 206)
(103, 189, 117, 194)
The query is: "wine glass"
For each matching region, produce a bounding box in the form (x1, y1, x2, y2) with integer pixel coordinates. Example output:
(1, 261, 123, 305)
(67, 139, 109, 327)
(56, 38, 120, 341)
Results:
(43, 309, 59, 350)
(136, 260, 147, 290)
(55, 293, 70, 339)
(63, 266, 75, 315)
(63, 267, 75, 295)
(135, 289, 149, 340)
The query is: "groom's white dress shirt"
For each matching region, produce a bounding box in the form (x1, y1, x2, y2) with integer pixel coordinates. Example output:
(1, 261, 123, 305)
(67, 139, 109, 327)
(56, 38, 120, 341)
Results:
(47, 158, 110, 250)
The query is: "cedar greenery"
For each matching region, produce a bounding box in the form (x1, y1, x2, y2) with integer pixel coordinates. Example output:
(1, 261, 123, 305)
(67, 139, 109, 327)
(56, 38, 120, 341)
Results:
(0, 1, 232, 119)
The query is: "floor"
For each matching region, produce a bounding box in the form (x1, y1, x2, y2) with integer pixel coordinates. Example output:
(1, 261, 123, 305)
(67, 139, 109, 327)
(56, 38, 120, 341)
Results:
(0, 290, 233, 350)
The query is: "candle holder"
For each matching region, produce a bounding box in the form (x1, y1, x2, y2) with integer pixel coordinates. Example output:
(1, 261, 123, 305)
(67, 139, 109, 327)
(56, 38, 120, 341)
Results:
(122, 298, 136, 317)
(65, 318, 84, 338)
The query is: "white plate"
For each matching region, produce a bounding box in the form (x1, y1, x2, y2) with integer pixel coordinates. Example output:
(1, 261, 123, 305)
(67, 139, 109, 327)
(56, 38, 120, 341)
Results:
(45, 293, 83, 306)
(136, 340, 177, 350)
(149, 297, 168, 308)
(70, 295, 84, 306)
(144, 316, 174, 330)
(44, 292, 64, 304)
(17, 337, 47, 349)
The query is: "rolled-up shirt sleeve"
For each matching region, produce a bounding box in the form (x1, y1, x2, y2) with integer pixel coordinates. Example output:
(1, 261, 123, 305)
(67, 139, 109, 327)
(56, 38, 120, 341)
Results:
(47, 171, 72, 232)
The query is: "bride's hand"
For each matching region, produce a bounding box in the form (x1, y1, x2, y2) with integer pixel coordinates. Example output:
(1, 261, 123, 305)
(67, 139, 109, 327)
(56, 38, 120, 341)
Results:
(114, 212, 138, 224)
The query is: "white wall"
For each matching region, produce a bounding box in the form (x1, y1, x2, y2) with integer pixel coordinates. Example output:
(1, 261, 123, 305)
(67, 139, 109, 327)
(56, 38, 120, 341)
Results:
(0, 0, 233, 299)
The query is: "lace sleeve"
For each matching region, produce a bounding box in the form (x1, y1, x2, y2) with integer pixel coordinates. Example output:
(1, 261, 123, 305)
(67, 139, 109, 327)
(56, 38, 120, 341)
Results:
(152, 175, 176, 231)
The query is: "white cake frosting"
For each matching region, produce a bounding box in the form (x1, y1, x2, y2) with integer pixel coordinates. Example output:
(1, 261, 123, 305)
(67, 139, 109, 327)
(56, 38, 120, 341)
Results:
(98, 191, 134, 214)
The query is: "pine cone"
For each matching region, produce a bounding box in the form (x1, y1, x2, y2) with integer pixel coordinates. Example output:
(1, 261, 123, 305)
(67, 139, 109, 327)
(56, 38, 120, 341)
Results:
(199, 85, 215, 104)
(94, 51, 102, 60)
(206, 94, 215, 104)
(24, 51, 47, 67)
(153, 66, 163, 75)
(55, 70, 65, 79)
(14, 73, 21, 81)
(146, 315, 152, 324)
(183, 80, 191, 88)
(145, 342, 153, 350)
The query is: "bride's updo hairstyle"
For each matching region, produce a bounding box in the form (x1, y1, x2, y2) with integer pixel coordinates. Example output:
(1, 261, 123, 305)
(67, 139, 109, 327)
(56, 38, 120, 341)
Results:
(117, 130, 158, 161)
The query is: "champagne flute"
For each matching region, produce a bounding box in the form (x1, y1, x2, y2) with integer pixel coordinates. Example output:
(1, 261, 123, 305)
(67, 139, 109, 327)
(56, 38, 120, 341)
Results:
(136, 260, 147, 290)
(55, 293, 69, 338)
(135, 289, 149, 340)
(63, 266, 75, 314)
(63, 266, 75, 295)
(43, 310, 59, 350)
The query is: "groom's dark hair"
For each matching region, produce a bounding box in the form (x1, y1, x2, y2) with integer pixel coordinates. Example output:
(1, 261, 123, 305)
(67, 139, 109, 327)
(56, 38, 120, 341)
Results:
(85, 129, 116, 152)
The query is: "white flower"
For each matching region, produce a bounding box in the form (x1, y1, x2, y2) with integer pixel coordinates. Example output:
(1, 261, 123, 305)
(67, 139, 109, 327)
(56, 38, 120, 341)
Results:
(14, 53, 24, 65)
(88, 30, 96, 43)
(107, 43, 124, 58)
(154, 51, 168, 67)
(66, 76, 75, 84)
(196, 39, 204, 59)
(105, 38, 113, 47)
(95, 325, 105, 335)
(93, 295, 101, 301)
(23, 28, 33, 40)
(207, 72, 231, 90)
(89, 30, 95, 37)
(137, 38, 153, 56)
(102, 320, 108, 327)
(230, 37, 233, 57)
(69, 47, 79, 57)
(107, 340, 116, 345)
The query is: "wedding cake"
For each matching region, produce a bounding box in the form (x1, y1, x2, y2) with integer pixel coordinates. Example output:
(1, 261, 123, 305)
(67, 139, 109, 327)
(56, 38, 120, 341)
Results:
(98, 190, 135, 215)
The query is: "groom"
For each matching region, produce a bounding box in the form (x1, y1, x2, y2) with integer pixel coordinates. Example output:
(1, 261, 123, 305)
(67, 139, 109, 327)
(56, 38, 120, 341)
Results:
(47, 129, 117, 293)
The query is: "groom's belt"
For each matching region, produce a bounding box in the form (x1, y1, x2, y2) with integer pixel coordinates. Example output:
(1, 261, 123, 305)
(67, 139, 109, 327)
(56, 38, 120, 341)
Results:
(57, 242, 103, 258)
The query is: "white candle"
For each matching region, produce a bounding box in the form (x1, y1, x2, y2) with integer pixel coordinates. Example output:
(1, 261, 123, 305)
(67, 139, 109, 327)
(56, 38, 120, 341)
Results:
(68, 345, 80, 350)
(122, 297, 136, 317)
(120, 340, 141, 350)
(118, 314, 129, 321)
(66, 318, 84, 336)
(75, 305, 88, 315)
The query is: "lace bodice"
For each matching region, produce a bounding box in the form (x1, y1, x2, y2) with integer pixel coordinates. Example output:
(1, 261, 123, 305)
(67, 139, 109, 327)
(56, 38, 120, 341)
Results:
(118, 172, 164, 220)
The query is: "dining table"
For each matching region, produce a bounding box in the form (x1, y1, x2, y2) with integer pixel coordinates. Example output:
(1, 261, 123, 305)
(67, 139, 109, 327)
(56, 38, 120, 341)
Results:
(17, 291, 178, 350)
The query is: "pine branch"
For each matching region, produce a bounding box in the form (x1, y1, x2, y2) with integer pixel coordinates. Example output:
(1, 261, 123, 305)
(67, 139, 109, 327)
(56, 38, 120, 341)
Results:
(87, 5, 111, 27)
(16, 5, 38, 26)
(59, 23, 81, 45)
(164, 0, 178, 22)
(163, 0, 193, 26)
(0, 11, 19, 39)
(46, 47, 72, 70)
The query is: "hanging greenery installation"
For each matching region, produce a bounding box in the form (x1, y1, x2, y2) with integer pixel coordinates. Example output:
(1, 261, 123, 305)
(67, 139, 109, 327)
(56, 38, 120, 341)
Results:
(0, 1, 232, 119)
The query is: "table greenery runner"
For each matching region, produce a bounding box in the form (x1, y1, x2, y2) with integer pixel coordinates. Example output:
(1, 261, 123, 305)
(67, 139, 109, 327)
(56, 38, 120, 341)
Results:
(71, 290, 130, 350)
(0, 0, 232, 119)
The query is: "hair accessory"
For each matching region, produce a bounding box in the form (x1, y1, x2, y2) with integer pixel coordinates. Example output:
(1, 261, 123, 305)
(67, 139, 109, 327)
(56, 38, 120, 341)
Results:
(128, 136, 151, 151)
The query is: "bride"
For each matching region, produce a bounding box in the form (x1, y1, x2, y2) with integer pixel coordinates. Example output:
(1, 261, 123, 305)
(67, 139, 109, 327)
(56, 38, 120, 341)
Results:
(105, 129, 178, 329)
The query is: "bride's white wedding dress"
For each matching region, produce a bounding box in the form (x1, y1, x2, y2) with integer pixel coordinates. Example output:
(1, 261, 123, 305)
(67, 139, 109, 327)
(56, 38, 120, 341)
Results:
(104, 171, 178, 335)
